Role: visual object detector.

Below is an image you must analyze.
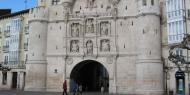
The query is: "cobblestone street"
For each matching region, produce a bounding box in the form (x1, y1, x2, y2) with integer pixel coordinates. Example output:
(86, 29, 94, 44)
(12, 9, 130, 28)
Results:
(0, 90, 132, 95)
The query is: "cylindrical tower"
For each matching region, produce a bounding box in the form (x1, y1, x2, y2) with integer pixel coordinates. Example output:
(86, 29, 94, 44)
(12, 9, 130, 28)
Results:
(25, 6, 48, 91)
(136, 0, 164, 95)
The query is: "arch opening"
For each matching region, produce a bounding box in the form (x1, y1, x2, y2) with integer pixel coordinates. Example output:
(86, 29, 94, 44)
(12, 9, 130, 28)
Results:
(70, 60, 109, 92)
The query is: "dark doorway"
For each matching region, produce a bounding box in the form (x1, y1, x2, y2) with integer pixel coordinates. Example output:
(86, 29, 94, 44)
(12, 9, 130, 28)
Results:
(70, 60, 109, 92)
(12, 72, 17, 89)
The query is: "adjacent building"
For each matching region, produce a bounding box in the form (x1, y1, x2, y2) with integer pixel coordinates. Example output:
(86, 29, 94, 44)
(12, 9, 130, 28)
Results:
(162, 0, 190, 94)
(0, 9, 29, 90)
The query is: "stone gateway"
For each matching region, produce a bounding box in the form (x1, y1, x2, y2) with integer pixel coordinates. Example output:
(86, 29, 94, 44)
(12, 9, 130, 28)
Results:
(25, 0, 163, 95)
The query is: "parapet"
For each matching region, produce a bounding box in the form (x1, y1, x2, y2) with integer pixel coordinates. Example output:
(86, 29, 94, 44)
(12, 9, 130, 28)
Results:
(28, 6, 49, 22)
(137, 0, 160, 16)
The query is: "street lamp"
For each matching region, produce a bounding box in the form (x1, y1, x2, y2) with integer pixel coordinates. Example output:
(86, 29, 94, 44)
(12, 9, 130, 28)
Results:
(168, 34, 190, 95)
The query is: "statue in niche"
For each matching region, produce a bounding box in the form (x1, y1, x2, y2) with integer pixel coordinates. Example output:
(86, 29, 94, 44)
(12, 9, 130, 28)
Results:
(71, 24, 74, 36)
(101, 39, 110, 52)
(86, 40, 93, 55)
(70, 40, 79, 53)
(71, 23, 79, 37)
(86, 19, 94, 34)
(101, 22, 109, 36)
(87, 0, 96, 8)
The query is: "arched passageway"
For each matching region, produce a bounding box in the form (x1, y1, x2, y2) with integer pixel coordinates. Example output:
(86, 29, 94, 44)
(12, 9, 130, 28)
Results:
(70, 60, 109, 92)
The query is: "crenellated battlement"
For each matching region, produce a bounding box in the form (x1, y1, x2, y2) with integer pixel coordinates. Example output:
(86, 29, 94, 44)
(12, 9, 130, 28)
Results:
(137, 0, 160, 16)
(28, 6, 49, 22)
(63, 0, 73, 4)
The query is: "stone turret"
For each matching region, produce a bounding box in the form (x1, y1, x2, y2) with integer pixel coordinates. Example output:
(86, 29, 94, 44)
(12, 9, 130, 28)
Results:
(25, 6, 49, 91)
(38, 0, 46, 6)
(136, 0, 164, 95)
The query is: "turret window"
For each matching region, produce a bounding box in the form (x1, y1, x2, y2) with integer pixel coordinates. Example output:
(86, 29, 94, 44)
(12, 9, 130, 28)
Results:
(52, 0, 60, 5)
(151, 0, 154, 5)
(142, 0, 147, 6)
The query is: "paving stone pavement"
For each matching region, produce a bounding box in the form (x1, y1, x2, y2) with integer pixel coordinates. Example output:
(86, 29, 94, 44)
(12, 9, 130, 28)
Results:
(0, 90, 134, 95)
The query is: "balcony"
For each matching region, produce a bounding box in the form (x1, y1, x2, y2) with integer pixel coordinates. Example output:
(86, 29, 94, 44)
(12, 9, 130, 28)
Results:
(24, 43, 28, 51)
(3, 46, 9, 53)
(2, 61, 26, 69)
(4, 30, 10, 37)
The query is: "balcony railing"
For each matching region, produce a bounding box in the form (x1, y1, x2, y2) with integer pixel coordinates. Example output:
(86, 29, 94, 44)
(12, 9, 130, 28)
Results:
(3, 46, 9, 53)
(1, 61, 26, 69)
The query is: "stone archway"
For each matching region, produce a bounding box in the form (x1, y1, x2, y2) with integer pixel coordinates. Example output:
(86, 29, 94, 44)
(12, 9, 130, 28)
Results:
(70, 60, 109, 92)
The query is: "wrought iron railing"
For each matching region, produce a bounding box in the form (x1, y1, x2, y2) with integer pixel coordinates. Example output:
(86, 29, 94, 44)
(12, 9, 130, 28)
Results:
(1, 61, 26, 69)
(168, 34, 190, 71)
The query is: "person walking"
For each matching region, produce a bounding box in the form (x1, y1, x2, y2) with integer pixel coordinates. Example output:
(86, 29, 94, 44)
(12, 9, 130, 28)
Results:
(73, 81, 78, 95)
(63, 80, 68, 95)
(79, 84, 82, 95)
(101, 85, 104, 95)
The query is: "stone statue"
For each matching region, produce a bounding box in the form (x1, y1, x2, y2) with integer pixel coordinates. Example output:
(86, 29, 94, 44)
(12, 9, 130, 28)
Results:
(87, 0, 96, 8)
(101, 39, 110, 52)
(70, 40, 79, 53)
(86, 19, 94, 34)
(101, 23, 109, 36)
(75, 26, 79, 37)
(71, 23, 79, 37)
(86, 40, 93, 55)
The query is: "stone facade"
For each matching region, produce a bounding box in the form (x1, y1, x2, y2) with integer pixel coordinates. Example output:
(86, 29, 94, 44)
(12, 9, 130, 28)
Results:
(25, 0, 163, 95)
(0, 0, 189, 95)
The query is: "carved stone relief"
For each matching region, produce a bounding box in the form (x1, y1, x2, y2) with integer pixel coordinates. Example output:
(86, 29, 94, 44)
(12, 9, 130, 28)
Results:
(70, 40, 79, 53)
(100, 22, 110, 36)
(109, 0, 120, 18)
(86, 40, 93, 55)
(71, 23, 80, 37)
(107, 57, 114, 64)
(100, 39, 110, 52)
(66, 57, 73, 65)
(87, 0, 96, 9)
(86, 19, 95, 34)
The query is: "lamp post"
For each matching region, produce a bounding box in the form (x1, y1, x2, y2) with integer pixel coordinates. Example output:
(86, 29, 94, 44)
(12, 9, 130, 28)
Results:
(168, 34, 190, 95)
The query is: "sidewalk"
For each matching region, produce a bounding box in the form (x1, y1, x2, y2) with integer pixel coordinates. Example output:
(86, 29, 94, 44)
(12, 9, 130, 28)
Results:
(0, 90, 133, 95)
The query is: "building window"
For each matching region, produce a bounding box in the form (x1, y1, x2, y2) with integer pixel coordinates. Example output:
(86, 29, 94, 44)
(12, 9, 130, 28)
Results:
(142, 0, 147, 6)
(2, 72, 7, 85)
(176, 48, 183, 56)
(188, 9, 190, 17)
(166, 0, 185, 44)
(151, 0, 154, 5)
(52, 0, 60, 5)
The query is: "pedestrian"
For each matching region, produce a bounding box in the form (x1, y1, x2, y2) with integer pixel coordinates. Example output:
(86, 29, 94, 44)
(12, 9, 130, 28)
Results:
(63, 80, 68, 95)
(73, 81, 78, 95)
(79, 84, 82, 95)
(101, 85, 104, 94)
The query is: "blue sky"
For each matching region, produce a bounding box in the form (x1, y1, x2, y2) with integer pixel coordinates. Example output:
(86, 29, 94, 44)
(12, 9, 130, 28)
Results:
(0, 0, 37, 13)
